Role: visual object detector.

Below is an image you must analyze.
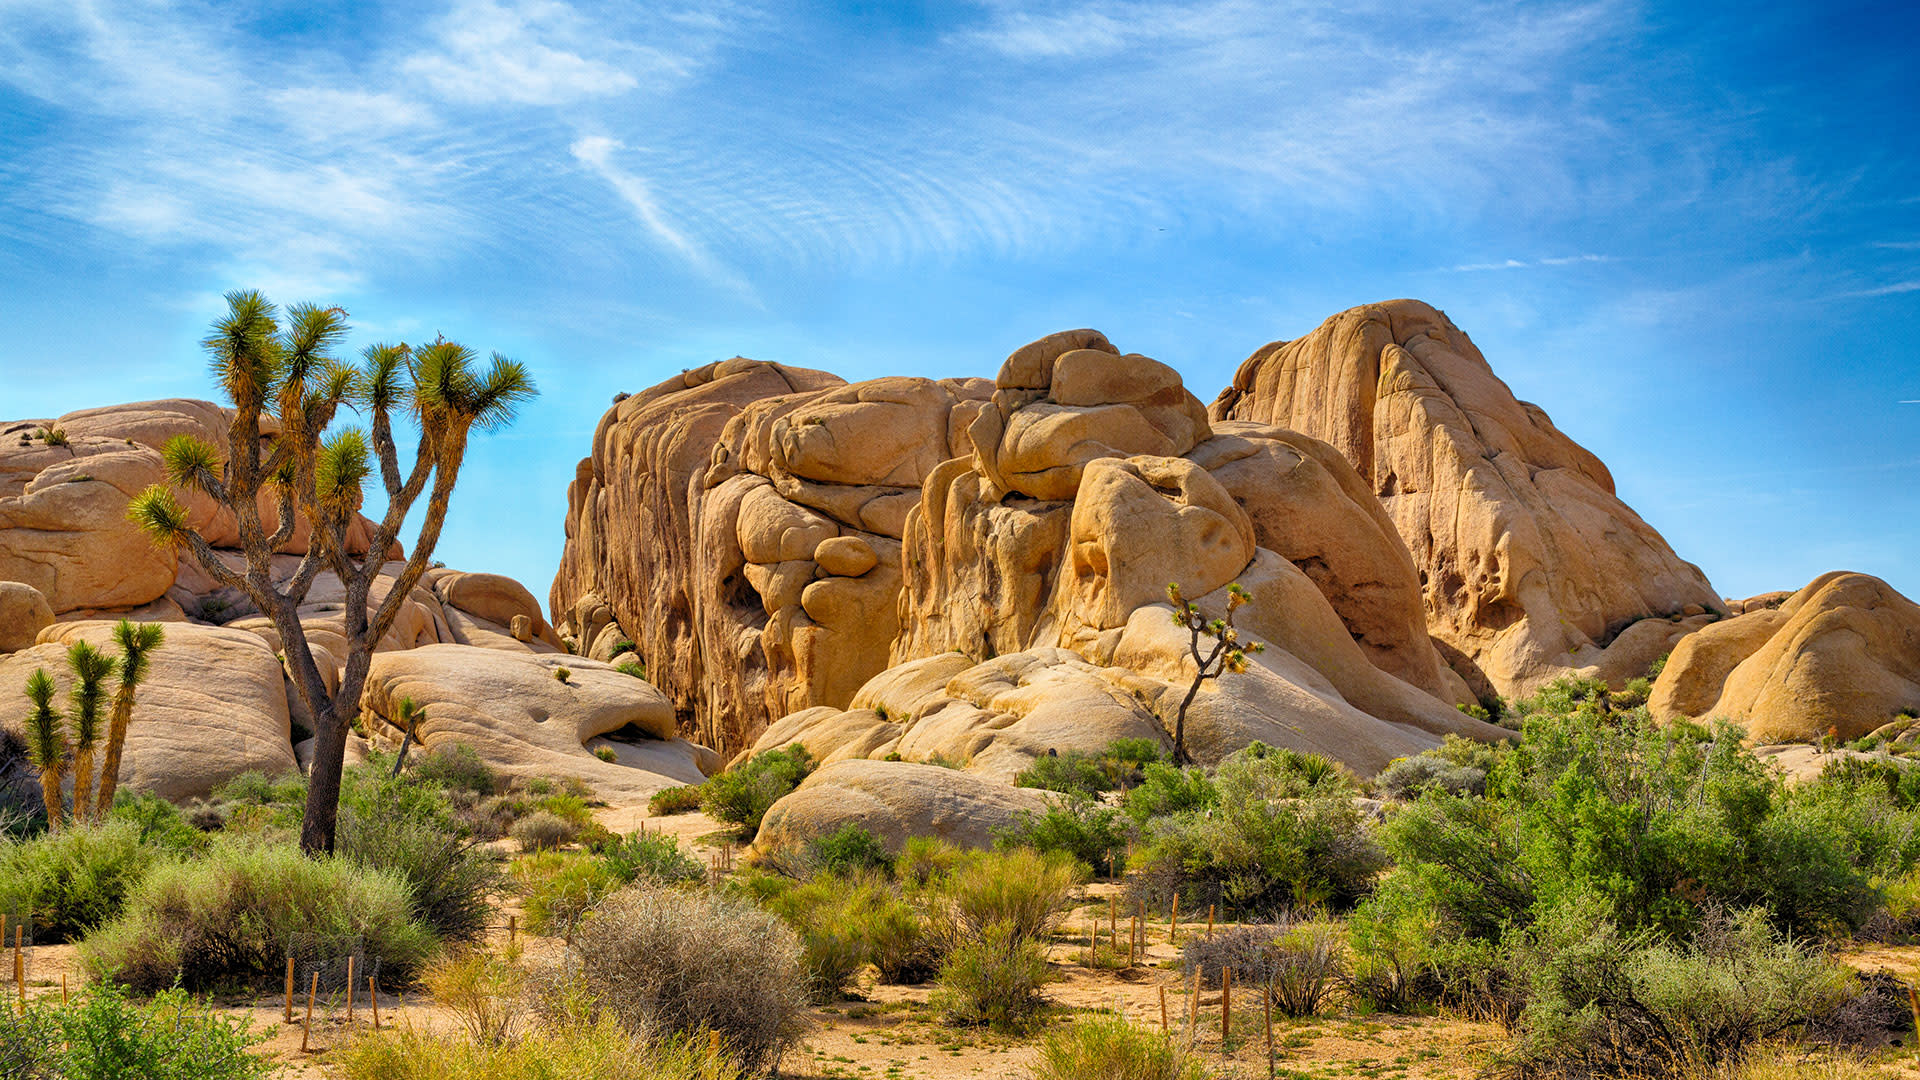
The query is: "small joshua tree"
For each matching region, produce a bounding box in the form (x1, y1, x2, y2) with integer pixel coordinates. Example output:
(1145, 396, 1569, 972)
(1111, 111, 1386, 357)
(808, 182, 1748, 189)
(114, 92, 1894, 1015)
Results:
(92, 619, 166, 821)
(1166, 581, 1265, 765)
(22, 669, 65, 829)
(65, 640, 117, 822)
(127, 291, 535, 854)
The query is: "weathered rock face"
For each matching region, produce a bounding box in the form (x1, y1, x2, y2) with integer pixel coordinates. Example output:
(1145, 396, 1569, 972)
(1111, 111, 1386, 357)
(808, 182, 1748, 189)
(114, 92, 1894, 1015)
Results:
(1, 401, 386, 616)
(0, 621, 296, 800)
(359, 644, 714, 803)
(754, 759, 1055, 854)
(746, 331, 1510, 779)
(549, 358, 992, 753)
(1210, 300, 1721, 698)
(1651, 572, 1920, 742)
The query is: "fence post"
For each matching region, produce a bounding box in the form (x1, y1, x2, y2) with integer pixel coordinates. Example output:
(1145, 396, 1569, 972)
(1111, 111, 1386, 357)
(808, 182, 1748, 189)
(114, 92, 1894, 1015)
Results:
(1264, 975, 1275, 1080)
(508, 914, 516, 944)
(1187, 969, 1200, 1031)
(1159, 983, 1168, 1034)
(1206, 905, 1215, 940)
(13, 924, 23, 1014)
(369, 978, 381, 1030)
(1221, 966, 1232, 1045)
(301, 971, 318, 1053)
(1128, 915, 1138, 967)
(1169, 893, 1179, 944)
(345, 955, 355, 1022)
(284, 957, 295, 1022)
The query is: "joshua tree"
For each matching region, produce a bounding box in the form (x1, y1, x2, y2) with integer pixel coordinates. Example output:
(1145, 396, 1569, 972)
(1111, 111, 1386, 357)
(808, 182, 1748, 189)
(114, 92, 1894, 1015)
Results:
(127, 291, 535, 854)
(65, 640, 117, 822)
(22, 669, 65, 829)
(92, 619, 166, 821)
(1165, 581, 1265, 765)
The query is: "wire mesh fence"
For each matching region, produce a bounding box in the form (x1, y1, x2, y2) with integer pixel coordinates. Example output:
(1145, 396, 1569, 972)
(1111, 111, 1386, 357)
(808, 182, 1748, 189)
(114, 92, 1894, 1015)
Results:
(286, 932, 383, 995)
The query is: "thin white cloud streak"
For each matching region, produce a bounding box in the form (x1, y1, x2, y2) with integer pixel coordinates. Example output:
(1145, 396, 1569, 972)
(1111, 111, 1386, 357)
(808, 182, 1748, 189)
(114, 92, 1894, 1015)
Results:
(569, 135, 757, 299)
(1838, 281, 1920, 298)
(1451, 255, 1613, 272)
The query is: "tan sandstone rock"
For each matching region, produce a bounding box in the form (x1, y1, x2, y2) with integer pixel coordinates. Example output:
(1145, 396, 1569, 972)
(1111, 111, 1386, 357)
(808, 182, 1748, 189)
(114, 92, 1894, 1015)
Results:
(0, 581, 55, 653)
(1651, 572, 1920, 742)
(1210, 299, 1721, 698)
(754, 759, 1054, 853)
(360, 644, 711, 802)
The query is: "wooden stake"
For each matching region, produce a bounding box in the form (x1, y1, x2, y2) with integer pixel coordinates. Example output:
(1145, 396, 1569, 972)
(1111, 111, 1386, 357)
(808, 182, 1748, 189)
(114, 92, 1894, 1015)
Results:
(13, 925, 22, 1007)
(1170, 893, 1179, 944)
(1129, 916, 1138, 967)
(1188, 969, 1200, 1030)
(1159, 983, 1169, 1034)
(1109, 895, 1117, 939)
(1221, 966, 1232, 1044)
(284, 957, 295, 1022)
(1206, 905, 1215, 940)
(710, 1028, 721, 1060)
(1264, 976, 1275, 1080)
(369, 978, 380, 1030)
(508, 914, 516, 943)
(301, 971, 318, 1053)
(345, 955, 355, 1022)
(60, 974, 67, 1005)
(1087, 921, 1095, 967)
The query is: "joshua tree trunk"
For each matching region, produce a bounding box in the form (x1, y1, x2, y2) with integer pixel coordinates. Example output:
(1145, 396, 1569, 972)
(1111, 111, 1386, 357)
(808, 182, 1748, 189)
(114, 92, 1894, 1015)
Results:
(38, 765, 65, 830)
(93, 687, 136, 820)
(71, 744, 95, 823)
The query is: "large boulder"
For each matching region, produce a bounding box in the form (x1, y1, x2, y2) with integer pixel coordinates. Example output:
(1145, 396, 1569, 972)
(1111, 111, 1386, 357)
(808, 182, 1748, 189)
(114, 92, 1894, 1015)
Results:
(360, 644, 716, 803)
(1651, 572, 1920, 742)
(0, 621, 295, 800)
(753, 759, 1054, 853)
(1210, 300, 1722, 698)
(0, 581, 54, 653)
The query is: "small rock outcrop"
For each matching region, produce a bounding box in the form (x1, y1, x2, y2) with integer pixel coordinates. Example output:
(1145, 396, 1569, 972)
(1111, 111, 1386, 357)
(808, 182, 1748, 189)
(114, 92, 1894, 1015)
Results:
(1651, 572, 1920, 742)
(754, 759, 1054, 854)
(1211, 299, 1722, 698)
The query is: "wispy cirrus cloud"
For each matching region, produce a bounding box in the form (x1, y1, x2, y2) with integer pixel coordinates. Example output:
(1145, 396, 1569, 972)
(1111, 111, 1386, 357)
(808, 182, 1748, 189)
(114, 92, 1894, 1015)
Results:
(1451, 255, 1615, 272)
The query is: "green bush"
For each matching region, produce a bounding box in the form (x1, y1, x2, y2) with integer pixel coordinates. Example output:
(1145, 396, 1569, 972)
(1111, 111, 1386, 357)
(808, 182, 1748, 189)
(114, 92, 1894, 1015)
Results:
(0, 819, 186, 942)
(931, 923, 1054, 1031)
(1505, 901, 1853, 1076)
(511, 811, 576, 852)
(808, 823, 892, 877)
(932, 847, 1084, 948)
(570, 882, 809, 1076)
(1014, 739, 1167, 796)
(1374, 734, 1501, 801)
(646, 785, 703, 815)
(0, 981, 271, 1080)
(1033, 1011, 1207, 1080)
(593, 829, 704, 884)
(1130, 742, 1384, 917)
(409, 743, 498, 796)
(516, 833, 704, 938)
(338, 808, 499, 944)
(701, 745, 815, 837)
(1121, 762, 1217, 824)
(894, 835, 967, 891)
(998, 793, 1128, 876)
(82, 839, 436, 992)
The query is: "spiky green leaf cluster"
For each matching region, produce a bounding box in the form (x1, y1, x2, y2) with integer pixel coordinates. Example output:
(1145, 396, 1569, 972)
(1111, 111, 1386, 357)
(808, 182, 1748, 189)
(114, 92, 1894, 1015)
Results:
(126, 484, 191, 545)
(113, 619, 166, 687)
(23, 667, 64, 768)
(315, 428, 371, 509)
(66, 640, 117, 747)
(160, 434, 223, 492)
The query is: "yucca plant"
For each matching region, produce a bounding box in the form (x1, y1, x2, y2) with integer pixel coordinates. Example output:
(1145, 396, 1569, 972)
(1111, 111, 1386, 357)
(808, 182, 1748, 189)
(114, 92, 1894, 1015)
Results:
(126, 290, 535, 854)
(22, 668, 67, 829)
(65, 641, 117, 822)
(92, 619, 166, 821)
(1165, 581, 1265, 764)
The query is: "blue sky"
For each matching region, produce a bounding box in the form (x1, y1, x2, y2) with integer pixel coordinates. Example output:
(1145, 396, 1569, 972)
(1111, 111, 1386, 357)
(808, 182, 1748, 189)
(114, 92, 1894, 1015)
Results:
(1, 0, 1915, 605)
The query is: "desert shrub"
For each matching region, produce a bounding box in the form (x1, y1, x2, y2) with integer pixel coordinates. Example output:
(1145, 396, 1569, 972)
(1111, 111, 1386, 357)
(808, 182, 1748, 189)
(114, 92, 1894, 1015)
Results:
(0, 819, 189, 942)
(1176, 919, 1343, 1017)
(331, 1015, 742, 1080)
(1345, 877, 1446, 1012)
(1179, 924, 1277, 989)
(593, 746, 619, 763)
(809, 823, 892, 877)
(646, 785, 703, 815)
(1503, 902, 1853, 1076)
(0, 981, 271, 1080)
(701, 745, 815, 837)
(614, 660, 646, 679)
(894, 835, 967, 891)
(337, 808, 500, 944)
(1121, 761, 1217, 824)
(518, 834, 704, 937)
(425, 946, 525, 1045)
(106, 790, 205, 851)
(1015, 739, 1171, 797)
(410, 743, 498, 796)
(1131, 742, 1384, 917)
(931, 847, 1085, 948)
(511, 811, 576, 852)
(998, 793, 1128, 876)
(569, 882, 810, 1076)
(1375, 735, 1501, 801)
(931, 923, 1054, 1031)
(205, 770, 306, 832)
(82, 839, 435, 992)
(1033, 1011, 1206, 1080)
(766, 876, 873, 1000)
